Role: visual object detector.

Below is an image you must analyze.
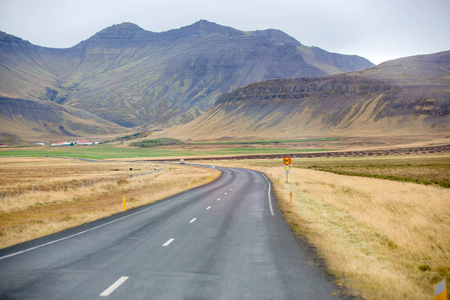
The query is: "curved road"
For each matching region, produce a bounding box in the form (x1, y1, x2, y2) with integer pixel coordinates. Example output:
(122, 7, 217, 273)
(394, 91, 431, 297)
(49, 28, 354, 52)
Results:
(0, 167, 342, 299)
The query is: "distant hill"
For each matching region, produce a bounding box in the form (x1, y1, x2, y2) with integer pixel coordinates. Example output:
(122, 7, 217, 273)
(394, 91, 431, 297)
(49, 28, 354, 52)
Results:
(161, 51, 450, 140)
(0, 97, 127, 143)
(0, 20, 373, 137)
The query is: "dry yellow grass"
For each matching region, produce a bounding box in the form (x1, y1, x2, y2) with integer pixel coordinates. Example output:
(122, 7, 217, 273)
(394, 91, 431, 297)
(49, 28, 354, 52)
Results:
(263, 166, 449, 299)
(0, 157, 220, 249)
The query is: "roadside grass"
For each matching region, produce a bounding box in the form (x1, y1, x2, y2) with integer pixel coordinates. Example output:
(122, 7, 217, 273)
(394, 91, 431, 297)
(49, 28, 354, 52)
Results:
(300, 155, 450, 188)
(0, 157, 220, 249)
(217, 155, 449, 299)
(0, 157, 157, 193)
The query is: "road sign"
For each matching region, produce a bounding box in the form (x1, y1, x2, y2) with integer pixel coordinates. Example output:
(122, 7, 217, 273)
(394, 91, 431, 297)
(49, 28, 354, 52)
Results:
(434, 279, 447, 300)
(283, 156, 291, 165)
(284, 165, 291, 172)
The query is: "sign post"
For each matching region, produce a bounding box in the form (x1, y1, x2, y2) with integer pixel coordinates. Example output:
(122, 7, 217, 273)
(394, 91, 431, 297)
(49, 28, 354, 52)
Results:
(434, 279, 447, 300)
(283, 156, 291, 182)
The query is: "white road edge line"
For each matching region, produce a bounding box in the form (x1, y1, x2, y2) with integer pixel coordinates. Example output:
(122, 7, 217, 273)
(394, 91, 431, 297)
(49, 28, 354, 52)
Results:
(162, 238, 175, 247)
(0, 200, 170, 261)
(100, 276, 129, 297)
(262, 174, 274, 216)
(189, 218, 197, 223)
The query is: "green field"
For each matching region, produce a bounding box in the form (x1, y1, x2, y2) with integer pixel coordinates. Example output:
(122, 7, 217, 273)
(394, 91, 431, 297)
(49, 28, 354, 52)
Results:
(302, 156, 450, 188)
(0, 145, 192, 159)
(0, 144, 333, 159)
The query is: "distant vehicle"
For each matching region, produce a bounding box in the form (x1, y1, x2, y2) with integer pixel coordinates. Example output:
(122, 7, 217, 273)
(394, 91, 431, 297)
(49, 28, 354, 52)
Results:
(180, 159, 185, 164)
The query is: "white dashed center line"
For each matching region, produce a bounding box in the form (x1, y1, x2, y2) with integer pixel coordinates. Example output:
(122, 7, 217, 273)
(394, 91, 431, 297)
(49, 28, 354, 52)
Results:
(100, 276, 129, 297)
(189, 218, 197, 223)
(162, 238, 175, 247)
(217, 198, 221, 201)
(206, 206, 211, 210)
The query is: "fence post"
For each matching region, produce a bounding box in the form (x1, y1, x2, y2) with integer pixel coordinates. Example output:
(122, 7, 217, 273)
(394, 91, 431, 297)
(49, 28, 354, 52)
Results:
(1, 191, 5, 201)
(18, 189, 21, 197)
(24, 187, 26, 194)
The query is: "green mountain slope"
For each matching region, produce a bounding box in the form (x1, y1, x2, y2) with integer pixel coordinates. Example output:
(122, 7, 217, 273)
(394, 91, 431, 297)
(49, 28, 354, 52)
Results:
(0, 20, 374, 130)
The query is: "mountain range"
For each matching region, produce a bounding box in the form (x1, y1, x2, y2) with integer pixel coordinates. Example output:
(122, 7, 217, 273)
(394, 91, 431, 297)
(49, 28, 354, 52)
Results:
(1, 20, 448, 144)
(0, 20, 374, 142)
(161, 51, 450, 140)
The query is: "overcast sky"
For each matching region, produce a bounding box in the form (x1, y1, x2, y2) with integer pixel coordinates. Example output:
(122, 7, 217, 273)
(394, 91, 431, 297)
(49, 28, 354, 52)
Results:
(1, 0, 449, 65)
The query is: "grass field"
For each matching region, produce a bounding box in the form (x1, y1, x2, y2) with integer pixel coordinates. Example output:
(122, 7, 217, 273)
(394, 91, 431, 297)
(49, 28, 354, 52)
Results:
(1, 144, 448, 299)
(216, 155, 449, 299)
(300, 155, 450, 188)
(0, 144, 334, 159)
(0, 144, 193, 159)
(0, 157, 220, 249)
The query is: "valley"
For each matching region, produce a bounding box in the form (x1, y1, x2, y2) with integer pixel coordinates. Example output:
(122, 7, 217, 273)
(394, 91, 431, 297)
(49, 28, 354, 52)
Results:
(0, 20, 373, 138)
(1, 19, 449, 300)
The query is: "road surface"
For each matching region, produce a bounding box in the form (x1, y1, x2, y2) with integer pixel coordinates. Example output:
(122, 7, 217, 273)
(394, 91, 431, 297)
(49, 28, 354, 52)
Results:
(0, 167, 343, 299)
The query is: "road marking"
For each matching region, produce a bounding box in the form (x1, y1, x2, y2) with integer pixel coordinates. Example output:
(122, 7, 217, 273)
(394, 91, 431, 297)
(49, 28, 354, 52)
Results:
(206, 206, 211, 210)
(217, 198, 221, 201)
(262, 174, 274, 216)
(162, 238, 175, 247)
(224, 192, 227, 195)
(100, 276, 128, 297)
(189, 218, 197, 223)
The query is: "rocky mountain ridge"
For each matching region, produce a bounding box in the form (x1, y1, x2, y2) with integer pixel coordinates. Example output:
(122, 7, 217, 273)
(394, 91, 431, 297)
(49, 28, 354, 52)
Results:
(162, 51, 450, 140)
(0, 20, 374, 133)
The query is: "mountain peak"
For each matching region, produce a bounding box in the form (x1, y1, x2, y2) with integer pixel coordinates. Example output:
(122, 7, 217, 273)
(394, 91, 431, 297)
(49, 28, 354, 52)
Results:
(95, 22, 146, 36)
(81, 22, 154, 47)
(174, 20, 243, 38)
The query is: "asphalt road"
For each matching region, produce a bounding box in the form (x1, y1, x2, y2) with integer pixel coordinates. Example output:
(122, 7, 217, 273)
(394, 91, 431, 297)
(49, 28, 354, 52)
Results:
(0, 167, 343, 299)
